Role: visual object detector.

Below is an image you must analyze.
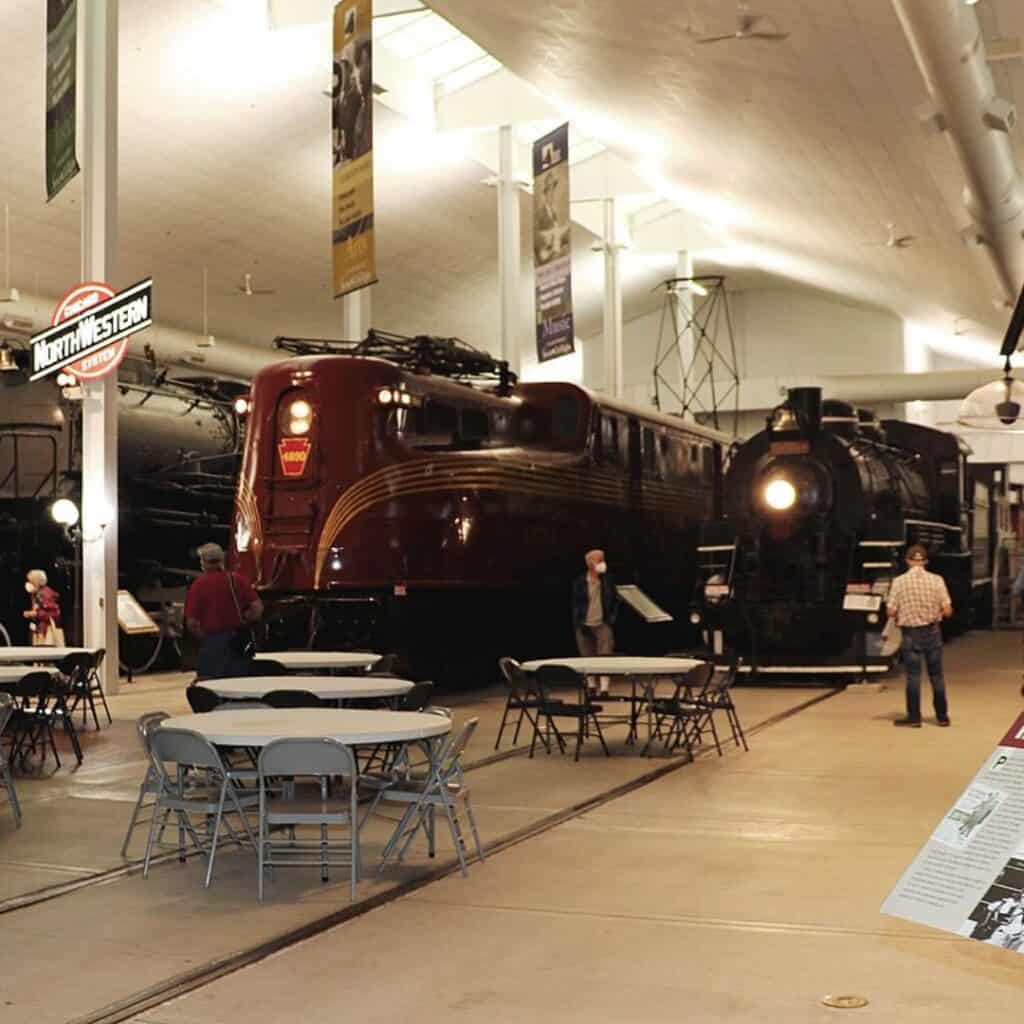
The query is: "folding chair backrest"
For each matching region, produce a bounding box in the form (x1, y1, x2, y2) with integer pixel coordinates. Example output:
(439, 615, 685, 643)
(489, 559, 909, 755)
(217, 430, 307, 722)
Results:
(263, 689, 321, 709)
(681, 662, 715, 698)
(369, 653, 398, 675)
(57, 652, 91, 681)
(213, 701, 268, 711)
(186, 685, 221, 713)
(136, 711, 170, 750)
(91, 649, 106, 673)
(438, 716, 479, 770)
(0, 692, 14, 736)
(535, 664, 584, 700)
(252, 659, 288, 676)
(708, 662, 737, 694)
(258, 737, 355, 779)
(497, 656, 521, 683)
(398, 681, 434, 711)
(17, 671, 56, 700)
(150, 726, 224, 772)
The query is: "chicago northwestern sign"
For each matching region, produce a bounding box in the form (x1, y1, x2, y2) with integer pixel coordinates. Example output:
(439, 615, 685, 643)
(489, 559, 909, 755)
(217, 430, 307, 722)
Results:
(30, 278, 153, 382)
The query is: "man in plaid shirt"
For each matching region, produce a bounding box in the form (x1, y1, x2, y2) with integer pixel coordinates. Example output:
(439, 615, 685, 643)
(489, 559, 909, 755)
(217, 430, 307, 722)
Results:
(886, 544, 953, 728)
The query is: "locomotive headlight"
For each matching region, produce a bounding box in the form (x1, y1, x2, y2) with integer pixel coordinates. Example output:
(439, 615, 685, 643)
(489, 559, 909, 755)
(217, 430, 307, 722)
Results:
(290, 417, 311, 435)
(290, 400, 311, 419)
(764, 478, 797, 511)
(377, 388, 393, 405)
(233, 396, 250, 416)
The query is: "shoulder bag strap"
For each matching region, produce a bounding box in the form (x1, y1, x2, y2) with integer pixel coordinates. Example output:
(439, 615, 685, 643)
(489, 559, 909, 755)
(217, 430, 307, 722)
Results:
(226, 571, 245, 628)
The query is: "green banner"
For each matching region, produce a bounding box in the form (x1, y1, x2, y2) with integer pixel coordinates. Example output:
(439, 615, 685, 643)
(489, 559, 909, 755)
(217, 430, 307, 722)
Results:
(46, 0, 80, 201)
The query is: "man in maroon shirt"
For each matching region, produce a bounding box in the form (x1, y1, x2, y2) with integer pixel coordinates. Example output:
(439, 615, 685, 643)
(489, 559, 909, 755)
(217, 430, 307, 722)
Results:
(185, 542, 263, 680)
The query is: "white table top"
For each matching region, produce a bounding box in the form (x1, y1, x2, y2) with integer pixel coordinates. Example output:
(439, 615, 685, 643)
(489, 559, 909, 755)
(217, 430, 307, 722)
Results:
(205, 676, 415, 701)
(0, 646, 90, 664)
(161, 708, 451, 747)
(0, 664, 56, 683)
(252, 651, 381, 671)
(521, 656, 704, 676)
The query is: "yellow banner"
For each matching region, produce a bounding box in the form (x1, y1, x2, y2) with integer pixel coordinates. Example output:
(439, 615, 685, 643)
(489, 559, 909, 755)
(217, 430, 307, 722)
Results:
(332, 0, 377, 299)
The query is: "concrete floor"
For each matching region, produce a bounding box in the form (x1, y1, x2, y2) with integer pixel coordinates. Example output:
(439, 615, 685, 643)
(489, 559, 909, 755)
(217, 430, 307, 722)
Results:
(5, 636, 1024, 1022)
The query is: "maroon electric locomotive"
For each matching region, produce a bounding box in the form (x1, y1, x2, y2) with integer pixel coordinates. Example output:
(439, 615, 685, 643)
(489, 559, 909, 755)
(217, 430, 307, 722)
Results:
(231, 333, 726, 682)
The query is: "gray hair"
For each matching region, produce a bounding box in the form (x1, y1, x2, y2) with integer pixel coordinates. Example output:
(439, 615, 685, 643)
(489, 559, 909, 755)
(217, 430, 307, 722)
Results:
(26, 569, 47, 587)
(197, 542, 225, 566)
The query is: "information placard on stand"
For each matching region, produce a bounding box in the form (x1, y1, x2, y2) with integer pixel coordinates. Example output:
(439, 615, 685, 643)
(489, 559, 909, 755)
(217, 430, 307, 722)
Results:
(883, 711, 1024, 951)
(616, 585, 673, 623)
(117, 590, 159, 635)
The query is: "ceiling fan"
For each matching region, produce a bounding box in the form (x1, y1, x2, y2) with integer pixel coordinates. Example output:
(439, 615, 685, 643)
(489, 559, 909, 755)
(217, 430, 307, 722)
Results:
(698, 3, 789, 44)
(864, 222, 915, 250)
(235, 272, 276, 297)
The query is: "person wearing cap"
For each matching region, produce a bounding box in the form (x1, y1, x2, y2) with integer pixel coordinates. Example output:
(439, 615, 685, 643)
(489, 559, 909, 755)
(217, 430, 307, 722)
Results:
(886, 544, 953, 727)
(184, 542, 263, 680)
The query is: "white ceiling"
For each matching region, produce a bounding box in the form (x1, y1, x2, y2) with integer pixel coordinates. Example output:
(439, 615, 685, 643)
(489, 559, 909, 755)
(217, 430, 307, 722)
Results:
(1, 0, 1023, 374)
(429, 0, 1024, 352)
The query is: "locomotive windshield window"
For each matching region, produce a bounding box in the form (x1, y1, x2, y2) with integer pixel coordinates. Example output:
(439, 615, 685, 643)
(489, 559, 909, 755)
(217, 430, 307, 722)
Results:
(424, 401, 457, 438)
(601, 415, 621, 464)
(702, 445, 714, 484)
(552, 395, 579, 442)
(459, 408, 489, 446)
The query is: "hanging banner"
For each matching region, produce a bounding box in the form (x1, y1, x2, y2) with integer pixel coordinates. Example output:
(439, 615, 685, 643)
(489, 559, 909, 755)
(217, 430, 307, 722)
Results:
(331, 0, 377, 300)
(45, 0, 80, 201)
(533, 122, 574, 363)
(882, 710, 1024, 952)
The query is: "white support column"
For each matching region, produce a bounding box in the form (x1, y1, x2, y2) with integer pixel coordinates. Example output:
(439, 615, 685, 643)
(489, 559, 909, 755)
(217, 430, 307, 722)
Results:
(497, 124, 521, 375)
(80, 0, 119, 693)
(342, 286, 371, 340)
(674, 249, 694, 419)
(602, 197, 624, 398)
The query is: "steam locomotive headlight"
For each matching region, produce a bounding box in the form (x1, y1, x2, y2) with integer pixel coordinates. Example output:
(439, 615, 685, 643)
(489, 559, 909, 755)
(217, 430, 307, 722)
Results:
(689, 611, 702, 625)
(233, 396, 250, 416)
(764, 478, 797, 511)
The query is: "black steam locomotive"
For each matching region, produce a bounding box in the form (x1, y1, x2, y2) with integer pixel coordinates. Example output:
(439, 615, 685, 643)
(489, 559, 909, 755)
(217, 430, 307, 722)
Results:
(0, 358, 244, 664)
(693, 387, 993, 679)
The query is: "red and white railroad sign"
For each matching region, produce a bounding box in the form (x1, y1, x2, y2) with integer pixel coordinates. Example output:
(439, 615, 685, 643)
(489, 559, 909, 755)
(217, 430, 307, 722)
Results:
(29, 278, 153, 382)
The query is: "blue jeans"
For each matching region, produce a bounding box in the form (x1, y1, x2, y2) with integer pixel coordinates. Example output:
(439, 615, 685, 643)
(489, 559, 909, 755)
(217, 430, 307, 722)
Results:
(197, 630, 252, 681)
(901, 624, 948, 721)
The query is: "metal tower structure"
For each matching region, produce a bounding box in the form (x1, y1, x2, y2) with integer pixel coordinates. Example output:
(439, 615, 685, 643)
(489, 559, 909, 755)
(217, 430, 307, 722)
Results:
(652, 275, 740, 435)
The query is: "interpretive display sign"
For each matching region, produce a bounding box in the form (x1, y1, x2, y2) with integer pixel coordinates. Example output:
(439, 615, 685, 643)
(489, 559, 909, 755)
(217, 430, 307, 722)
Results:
(616, 585, 673, 623)
(331, 0, 377, 299)
(117, 591, 159, 636)
(883, 711, 1024, 951)
(46, 0, 80, 200)
(30, 279, 153, 382)
(532, 122, 574, 363)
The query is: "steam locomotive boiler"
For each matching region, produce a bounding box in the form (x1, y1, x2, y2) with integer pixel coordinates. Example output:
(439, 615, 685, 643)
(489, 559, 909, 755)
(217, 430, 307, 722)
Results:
(694, 386, 991, 679)
(232, 332, 728, 683)
(0, 359, 244, 656)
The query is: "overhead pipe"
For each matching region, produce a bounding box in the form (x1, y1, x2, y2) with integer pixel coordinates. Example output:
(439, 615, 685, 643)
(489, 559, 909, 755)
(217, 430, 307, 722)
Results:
(892, 0, 1024, 303)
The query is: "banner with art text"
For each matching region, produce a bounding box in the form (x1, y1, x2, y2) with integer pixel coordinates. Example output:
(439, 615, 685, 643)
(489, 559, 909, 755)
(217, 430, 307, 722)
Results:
(46, 0, 80, 201)
(532, 123, 574, 363)
(332, 0, 377, 300)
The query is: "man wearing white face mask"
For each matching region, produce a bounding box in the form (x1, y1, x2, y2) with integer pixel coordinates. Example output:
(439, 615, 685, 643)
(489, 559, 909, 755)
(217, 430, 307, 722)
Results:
(572, 549, 619, 683)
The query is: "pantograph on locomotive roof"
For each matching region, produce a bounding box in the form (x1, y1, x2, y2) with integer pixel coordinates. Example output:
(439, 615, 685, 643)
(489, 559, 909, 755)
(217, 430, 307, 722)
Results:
(273, 330, 517, 396)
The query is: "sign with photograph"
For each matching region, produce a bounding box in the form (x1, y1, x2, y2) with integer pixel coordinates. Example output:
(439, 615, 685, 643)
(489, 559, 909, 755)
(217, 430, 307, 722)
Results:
(532, 122, 574, 363)
(882, 711, 1024, 952)
(45, 0, 80, 201)
(331, 0, 377, 300)
(31, 279, 153, 382)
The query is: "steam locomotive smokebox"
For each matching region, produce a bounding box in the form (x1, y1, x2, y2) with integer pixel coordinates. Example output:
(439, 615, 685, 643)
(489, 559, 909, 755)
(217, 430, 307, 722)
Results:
(786, 387, 822, 433)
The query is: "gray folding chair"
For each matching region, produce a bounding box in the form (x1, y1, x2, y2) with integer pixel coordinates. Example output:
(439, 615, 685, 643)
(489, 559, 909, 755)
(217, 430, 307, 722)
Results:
(120, 711, 170, 857)
(494, 656, 543, 750)
(143, 727, 258, 888)
(0, 693, 22, 829)
(257, 738, 361, 901)
(377, 717, 485, 878)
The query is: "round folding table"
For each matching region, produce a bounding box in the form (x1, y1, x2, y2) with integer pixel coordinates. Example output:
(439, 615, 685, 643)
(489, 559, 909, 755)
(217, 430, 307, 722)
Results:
(250, 651, 381, 673)
(520, 656, 706, 754)
(204, 675, 414, 706)
(0, 646, 90, 664)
